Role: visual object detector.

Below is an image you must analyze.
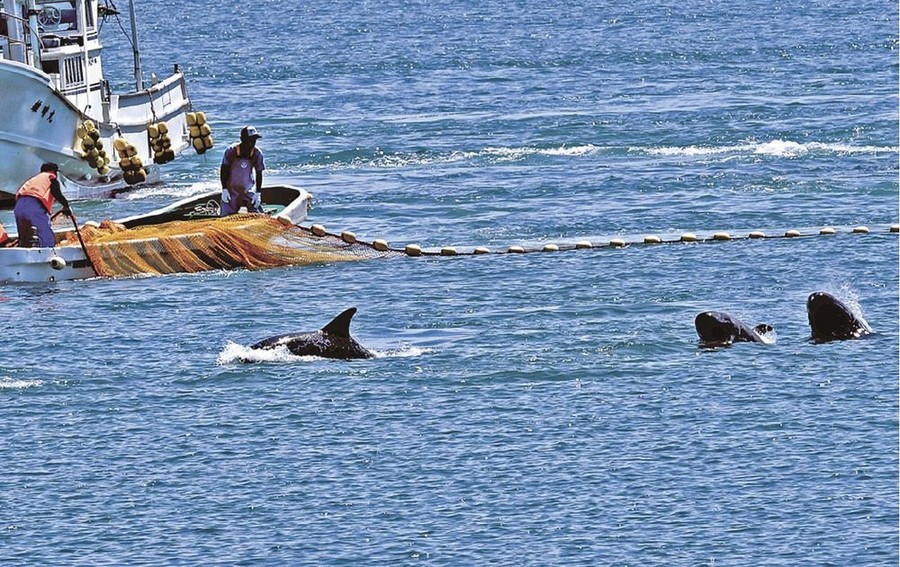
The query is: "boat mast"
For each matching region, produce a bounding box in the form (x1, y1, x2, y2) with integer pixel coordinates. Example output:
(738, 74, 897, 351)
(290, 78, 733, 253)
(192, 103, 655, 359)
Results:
(128, 0, 143, 90)
(78, 0, 90, 111)
(24, 0, 41, 67)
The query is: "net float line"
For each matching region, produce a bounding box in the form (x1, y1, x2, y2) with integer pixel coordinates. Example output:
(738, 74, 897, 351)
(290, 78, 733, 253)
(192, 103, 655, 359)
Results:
(300, 223, 900, 258)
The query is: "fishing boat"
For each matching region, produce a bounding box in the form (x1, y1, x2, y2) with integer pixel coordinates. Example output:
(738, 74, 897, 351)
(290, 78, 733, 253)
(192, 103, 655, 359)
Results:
(0, 0, 204, 206)
(0, 185, 315, 283)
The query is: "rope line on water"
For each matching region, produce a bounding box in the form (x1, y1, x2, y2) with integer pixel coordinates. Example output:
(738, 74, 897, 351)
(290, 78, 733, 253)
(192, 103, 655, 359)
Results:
(300, 223, 900, 258)
(64, 218, 898, 279)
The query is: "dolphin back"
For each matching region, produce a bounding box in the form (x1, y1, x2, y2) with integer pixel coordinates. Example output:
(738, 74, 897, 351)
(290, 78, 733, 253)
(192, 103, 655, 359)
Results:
(249, 332, 299, 350)
(246, 307, 374, 360)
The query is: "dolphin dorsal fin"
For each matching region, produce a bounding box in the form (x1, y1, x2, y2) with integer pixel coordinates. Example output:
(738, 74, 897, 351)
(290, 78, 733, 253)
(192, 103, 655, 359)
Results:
(321, 307, 358, 338)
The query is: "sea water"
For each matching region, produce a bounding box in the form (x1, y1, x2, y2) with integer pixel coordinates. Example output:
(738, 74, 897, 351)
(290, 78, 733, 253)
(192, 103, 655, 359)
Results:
(0, 0, 897, 564)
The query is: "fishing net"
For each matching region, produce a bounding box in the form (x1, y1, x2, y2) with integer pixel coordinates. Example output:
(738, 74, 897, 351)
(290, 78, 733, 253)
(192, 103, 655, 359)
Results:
(65, 214, 399, 277)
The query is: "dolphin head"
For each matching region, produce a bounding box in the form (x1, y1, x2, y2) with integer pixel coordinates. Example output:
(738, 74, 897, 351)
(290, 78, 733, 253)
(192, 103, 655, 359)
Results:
(694, 311, 742, 346)
(695, 311, 771, 347)
(807, 291, 871, 342)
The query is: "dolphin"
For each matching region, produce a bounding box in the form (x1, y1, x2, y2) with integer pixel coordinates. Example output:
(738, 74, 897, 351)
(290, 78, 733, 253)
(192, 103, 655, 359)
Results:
(246, 307, 375, 360)
(807, 291, 873, 342)
(694, 311, 773, 347)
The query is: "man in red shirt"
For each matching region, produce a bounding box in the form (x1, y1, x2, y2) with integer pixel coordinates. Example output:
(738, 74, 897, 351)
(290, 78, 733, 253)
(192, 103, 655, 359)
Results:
(14, 162, 71, 248)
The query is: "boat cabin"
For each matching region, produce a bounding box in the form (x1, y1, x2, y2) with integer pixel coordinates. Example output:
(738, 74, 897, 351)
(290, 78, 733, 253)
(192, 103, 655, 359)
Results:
(0, 0, 191, 201)
(0, 0, 106, 99)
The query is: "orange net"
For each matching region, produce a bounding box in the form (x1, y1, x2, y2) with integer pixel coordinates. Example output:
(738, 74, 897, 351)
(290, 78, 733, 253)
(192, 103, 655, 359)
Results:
(65, 214, 398, 277)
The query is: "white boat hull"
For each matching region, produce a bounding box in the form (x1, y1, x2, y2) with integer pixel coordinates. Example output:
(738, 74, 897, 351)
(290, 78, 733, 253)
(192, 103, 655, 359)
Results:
(0, 61, 188, 204)
(0, 0, 194, 206)
(0, 244, 95, 283)
(0, 186, 313, 283)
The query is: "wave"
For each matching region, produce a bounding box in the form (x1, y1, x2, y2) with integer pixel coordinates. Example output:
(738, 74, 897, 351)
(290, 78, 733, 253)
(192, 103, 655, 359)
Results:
(296, 144, 608, 171)
(292, 139, 895, 172)
(383, 345, 431, 358)
(216, 341, 426, 365)
(481, 144, 604, 159)
(364, 144, 605, 167)
(642, 140, 897, 158)
(0, 379, 44, 389)
(216, 341, 314, 364)
(121, 180, 219, 201)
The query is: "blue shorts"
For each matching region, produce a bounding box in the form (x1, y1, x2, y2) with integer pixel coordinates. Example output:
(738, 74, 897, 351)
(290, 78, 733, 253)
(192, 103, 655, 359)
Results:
(14, 195, 54, 247)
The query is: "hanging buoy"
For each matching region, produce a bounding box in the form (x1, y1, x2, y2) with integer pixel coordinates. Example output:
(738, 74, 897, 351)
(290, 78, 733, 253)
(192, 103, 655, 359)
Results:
(115, 138, 147, 185)
(77, 122, 110, 176)
(187, 111, 214, 154)
(148, 122, 175, 164)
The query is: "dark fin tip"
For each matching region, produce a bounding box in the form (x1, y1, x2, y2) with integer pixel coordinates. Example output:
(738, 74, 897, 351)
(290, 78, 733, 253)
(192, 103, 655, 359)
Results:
(321, 307, 358, 338)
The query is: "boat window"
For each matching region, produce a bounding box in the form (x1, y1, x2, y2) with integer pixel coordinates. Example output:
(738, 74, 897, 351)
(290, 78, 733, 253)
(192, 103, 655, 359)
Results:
(62, 54, 84, 87)
(34, 1, 78, 33)
(41, 57, 60, 74)
(84, 0, 94, 29)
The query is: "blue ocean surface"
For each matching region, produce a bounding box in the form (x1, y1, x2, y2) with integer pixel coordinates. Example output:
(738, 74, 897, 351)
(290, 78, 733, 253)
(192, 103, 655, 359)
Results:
(1, 0, 897, 564)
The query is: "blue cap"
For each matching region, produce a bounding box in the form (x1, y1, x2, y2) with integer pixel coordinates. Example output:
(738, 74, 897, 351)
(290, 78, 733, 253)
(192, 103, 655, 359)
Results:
(240, 125, 261, 140)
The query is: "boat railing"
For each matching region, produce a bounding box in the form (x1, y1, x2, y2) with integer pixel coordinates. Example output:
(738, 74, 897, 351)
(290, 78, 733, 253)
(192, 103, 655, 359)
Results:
(1, 1, 95, 63)
(0, 10, 35, 65)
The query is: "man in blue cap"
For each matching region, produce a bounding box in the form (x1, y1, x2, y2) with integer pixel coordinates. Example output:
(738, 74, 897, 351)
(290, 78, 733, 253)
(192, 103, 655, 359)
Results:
(219, 125, 266, 216)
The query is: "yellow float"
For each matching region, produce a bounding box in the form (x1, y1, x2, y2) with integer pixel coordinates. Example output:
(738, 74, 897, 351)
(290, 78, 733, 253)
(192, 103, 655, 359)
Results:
(186, 111, 214, 155)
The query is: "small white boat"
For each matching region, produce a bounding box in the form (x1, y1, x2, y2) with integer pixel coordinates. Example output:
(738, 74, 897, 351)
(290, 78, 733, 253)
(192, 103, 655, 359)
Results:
(0, 0, 203, 205)
(0, 185, 314, 283)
